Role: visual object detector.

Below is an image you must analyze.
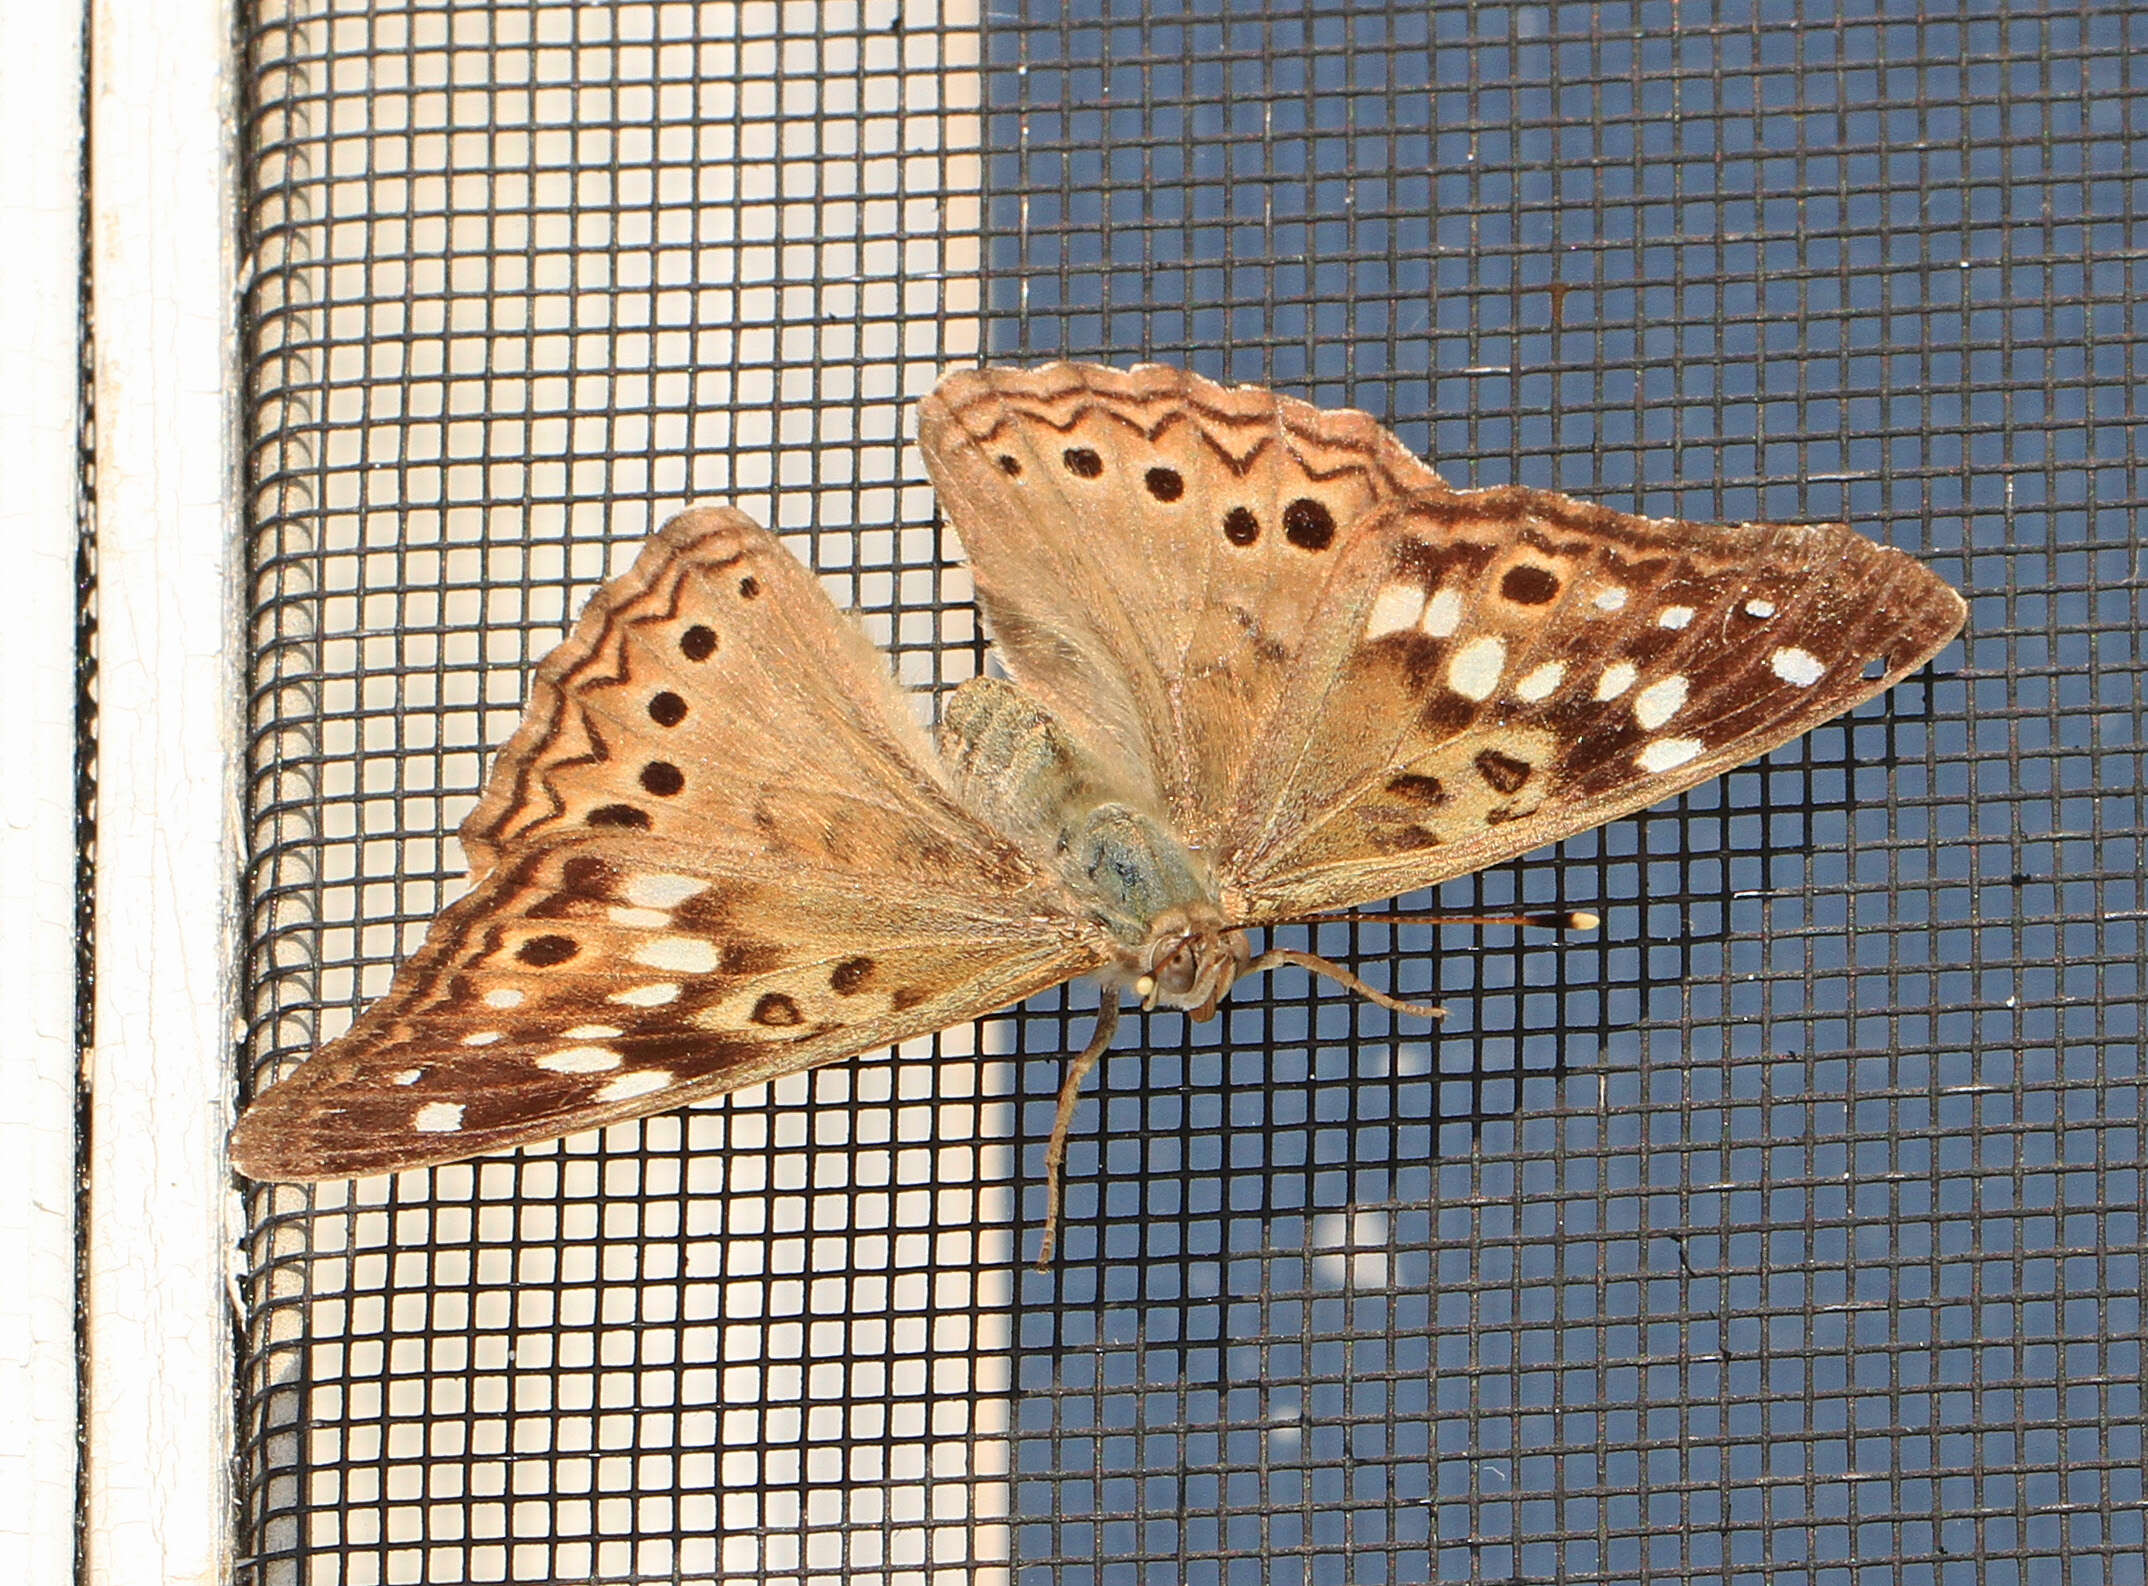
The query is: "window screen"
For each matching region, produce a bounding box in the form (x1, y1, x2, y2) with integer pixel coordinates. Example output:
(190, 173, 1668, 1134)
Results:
(236, 3, 2144, 1582)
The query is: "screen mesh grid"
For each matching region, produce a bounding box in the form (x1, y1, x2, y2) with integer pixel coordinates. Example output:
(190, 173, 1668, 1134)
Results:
(235, 3, 2144, 1583)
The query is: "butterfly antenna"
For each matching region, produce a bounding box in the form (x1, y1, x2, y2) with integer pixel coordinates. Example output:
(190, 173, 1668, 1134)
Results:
(1328, 908, 1601, 932)
(1035, 997, 1122, 1270)
(1243, 948, 1450, 1021)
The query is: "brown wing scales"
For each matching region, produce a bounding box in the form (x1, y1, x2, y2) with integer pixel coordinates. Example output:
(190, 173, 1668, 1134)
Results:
(234, 509, 1107, 1181)
(1216, 486, 1967, 920)
(919, 361, 1451, 848)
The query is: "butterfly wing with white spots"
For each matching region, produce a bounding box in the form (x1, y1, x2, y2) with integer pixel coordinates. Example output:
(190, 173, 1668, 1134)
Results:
(919, 364, 1964, 927)
(231, 509, 1109, 1179)
(1211, 486, 1966, 921)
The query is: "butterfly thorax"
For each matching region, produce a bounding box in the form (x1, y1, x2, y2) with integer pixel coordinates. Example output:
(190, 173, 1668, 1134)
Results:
(940, 675, 1249, 1017)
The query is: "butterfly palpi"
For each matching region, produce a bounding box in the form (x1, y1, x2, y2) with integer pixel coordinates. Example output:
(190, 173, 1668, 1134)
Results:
(232, 362, 1966, 1259)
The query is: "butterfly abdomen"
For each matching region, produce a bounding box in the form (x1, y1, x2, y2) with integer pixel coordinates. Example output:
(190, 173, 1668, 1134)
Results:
(939, 675, 1122, 845)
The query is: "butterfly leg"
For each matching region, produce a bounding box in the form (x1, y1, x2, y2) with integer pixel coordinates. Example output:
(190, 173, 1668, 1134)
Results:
(1034, 996, 1123, 1269)
(1243, 947, 1449, 1021)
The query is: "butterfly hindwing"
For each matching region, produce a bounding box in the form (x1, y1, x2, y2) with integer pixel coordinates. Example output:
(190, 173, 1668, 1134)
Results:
(917, 362, 1449, 849)
(458, 507, 1013, 880)
(232, 509, 1107, 1180)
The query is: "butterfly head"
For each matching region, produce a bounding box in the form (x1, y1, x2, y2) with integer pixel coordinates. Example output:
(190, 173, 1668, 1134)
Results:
(1126, 904, 1252, 1022)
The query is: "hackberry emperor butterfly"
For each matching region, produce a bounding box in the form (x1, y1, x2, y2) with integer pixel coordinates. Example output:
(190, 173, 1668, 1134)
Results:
(233, 362, 1965, 1258)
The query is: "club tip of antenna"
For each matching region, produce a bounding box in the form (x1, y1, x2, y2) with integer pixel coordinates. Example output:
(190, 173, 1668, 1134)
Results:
(1530, 909, 1600, 932)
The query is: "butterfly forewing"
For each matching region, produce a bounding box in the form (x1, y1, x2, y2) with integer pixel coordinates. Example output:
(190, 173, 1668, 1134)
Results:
(233, 509, 1107, 1180)
(1214, 487, 1967, 920)
(918, 362, 1449, 850)
(231, 835, 1098, 1179)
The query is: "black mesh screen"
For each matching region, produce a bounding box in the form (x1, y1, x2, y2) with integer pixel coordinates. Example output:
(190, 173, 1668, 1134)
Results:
(236, 3, 2145, 1582)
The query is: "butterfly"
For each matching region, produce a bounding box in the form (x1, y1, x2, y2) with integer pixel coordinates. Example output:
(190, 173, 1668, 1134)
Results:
(231, 361, 1966, 1259)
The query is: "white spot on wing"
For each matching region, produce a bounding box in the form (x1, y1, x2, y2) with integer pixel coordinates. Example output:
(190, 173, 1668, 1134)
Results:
(1594, 661, 1637, 701)
(1420, 587, 1464, 638)
(483, 987, 525, 1009)
(1593, 586, 1628, 612)
(414, 1101, 465, 1134)
(1638, 737, 1704, 773)
(608, 905, 671, 929)
(1771, 646, 1826, 686)
(1514, 660, 1566, 702)
(538, 1046, 624, 1074)
(624, 873, 710, 909)
(633, 936, 720, 974)
(1743, 597, 1777, 618)
(595, 1070, 674, 1103)
(1633, 675, 1689, 730)
(460, 1031, 504, 1047)
(610, 982, 681, 1008)
(562, 1024, 623, 1039)
(1447, 636, 1506, 701)
(392, 1068, 425, 1086)
(1658, 605, 1695, 629)
(1363, 583, 1426, 640)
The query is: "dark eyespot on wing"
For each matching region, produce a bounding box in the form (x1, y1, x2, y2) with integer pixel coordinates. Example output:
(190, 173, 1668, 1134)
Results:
(1475, 750, 1533, 794)
(1384, 772, 1448, 806)
(1283, 498, 1335, 551)
(679, 624, 718, 661)
(1371, 824, 1442, 853)
(587, 804, 651, 829)
(1500, 565, 1560, 604)
(516, 934, 579, 966)
(751, 993, 804, 1027)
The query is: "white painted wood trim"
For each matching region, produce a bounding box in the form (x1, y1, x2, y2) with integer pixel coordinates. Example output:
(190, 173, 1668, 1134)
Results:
(83, 0, 241, 1581)
(0, 4, 89, 1584)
